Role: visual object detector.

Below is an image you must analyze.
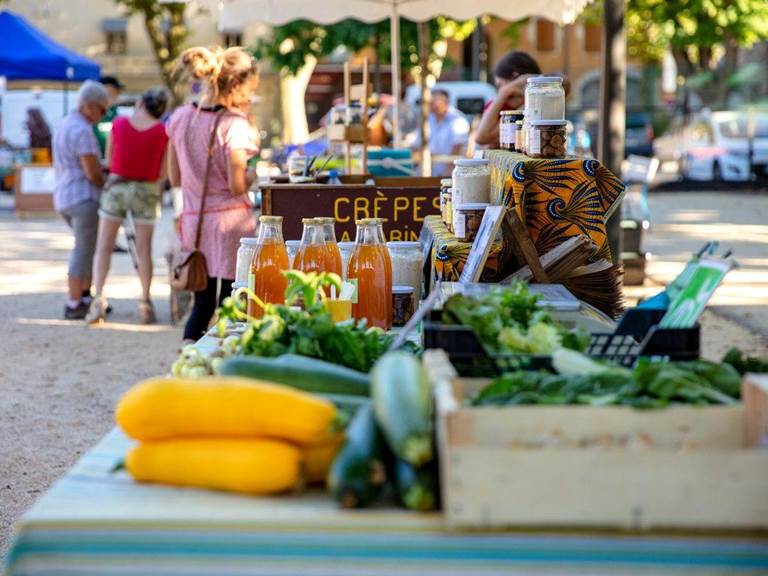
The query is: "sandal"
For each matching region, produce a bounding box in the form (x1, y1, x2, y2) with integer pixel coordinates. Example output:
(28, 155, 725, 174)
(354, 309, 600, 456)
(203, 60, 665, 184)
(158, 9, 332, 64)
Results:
(85, 296, 107, 325)
(138, 300, 156, 325)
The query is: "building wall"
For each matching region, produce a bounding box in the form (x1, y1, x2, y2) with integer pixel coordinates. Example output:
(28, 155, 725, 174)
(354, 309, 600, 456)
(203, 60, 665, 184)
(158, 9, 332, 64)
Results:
(5, 0, 270, 92)
(443, 18, 604, 109)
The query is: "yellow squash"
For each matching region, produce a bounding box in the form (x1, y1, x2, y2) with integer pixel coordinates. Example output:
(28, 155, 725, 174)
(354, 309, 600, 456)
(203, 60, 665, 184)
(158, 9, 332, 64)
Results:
(116, 376, 336, 444)
(303, 433, 345, 485)
(126, 438, 301, 494)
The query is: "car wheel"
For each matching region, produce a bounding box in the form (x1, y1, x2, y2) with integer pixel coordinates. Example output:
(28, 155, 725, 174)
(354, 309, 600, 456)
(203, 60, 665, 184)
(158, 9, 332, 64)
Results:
(712, 160, 722, 181)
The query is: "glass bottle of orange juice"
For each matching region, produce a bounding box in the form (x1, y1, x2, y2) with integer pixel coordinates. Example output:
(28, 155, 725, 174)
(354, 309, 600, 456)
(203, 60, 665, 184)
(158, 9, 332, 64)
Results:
(295, 218, 327, 274)
(347, 218, 392, 330)
(248, 215, 290, 318)
(316, 217, 343, 277)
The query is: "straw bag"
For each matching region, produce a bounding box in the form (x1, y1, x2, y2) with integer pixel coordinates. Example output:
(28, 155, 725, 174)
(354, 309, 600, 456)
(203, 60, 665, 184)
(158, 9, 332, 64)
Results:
(170, 109, 224, 292)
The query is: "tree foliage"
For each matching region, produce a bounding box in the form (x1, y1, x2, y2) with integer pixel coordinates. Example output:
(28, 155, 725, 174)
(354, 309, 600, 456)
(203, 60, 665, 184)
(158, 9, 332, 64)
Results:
(253, 17, 476, 78)
(625, 0, 768, 74)
(113, 0, 191, 102)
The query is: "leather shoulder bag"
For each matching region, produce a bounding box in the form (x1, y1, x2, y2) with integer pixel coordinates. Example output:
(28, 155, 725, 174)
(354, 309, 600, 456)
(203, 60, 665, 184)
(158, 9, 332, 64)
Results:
(170, 109, 225, 292)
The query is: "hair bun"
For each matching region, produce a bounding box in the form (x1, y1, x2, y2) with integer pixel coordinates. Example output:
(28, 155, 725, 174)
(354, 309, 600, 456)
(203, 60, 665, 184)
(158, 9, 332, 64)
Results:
(181, 47, 219, 80)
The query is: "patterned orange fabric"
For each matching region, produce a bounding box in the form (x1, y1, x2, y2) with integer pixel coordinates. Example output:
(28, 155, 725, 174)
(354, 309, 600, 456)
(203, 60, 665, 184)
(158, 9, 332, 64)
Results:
(486, 151, 625, 258)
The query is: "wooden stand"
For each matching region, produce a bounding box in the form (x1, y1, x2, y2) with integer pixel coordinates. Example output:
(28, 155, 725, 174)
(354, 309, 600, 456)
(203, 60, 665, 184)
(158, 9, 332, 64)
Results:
(328, 58, 371, 175)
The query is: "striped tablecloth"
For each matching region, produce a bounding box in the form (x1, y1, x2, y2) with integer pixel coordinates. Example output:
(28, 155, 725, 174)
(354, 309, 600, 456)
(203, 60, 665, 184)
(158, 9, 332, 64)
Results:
(5, 429, 768, 575)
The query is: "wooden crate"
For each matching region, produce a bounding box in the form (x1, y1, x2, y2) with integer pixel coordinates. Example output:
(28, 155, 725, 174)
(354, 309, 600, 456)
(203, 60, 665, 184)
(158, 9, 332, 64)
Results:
(424, 350, 768, 531)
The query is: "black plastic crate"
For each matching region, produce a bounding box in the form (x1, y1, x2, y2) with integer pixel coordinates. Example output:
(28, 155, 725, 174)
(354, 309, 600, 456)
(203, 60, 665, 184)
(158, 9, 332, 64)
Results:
(424, 307, 700, 375)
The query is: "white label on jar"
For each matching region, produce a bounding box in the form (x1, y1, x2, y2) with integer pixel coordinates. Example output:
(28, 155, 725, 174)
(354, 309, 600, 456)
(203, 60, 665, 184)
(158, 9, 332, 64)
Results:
(530, 128, 542, 155)
(454, 212, 466, 240)
(499, 122, 514, 146)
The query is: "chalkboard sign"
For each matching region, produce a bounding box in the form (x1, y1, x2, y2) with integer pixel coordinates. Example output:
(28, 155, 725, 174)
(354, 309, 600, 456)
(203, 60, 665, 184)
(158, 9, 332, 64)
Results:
(459, 205, 506, 284)
(261, 183, 441, 241)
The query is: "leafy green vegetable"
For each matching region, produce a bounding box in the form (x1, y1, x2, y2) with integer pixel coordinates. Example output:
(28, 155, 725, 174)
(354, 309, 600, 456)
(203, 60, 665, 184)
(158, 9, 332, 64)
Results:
(472, 351, 740, 408)
(441, 284, 589, 355)
(723, 348, 768, 376)
(214, 271, 398, 373)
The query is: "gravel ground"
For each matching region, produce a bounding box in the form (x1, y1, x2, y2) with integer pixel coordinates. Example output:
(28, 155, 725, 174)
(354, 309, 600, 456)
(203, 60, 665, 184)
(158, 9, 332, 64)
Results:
(0, 209, 182, 557)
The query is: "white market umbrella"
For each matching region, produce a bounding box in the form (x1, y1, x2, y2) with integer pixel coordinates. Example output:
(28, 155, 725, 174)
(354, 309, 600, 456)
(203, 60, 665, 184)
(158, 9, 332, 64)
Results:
(206, 0, 595, 146)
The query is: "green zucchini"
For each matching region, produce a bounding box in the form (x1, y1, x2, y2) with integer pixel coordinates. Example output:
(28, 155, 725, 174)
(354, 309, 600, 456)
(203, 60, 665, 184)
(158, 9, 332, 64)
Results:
(219, 354, 369, 396)
(371, 352, 434, 466)
(394, 458, 439, 512)
(327, 405, 387, 508)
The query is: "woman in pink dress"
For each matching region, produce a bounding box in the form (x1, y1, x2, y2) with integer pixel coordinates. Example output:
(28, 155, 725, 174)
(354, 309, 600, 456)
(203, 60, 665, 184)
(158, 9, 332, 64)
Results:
(167, 46, 260, 342)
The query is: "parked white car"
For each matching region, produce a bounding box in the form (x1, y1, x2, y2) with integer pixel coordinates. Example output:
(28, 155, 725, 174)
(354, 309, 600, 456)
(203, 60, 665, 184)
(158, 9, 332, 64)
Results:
(654, 111, 768, 181)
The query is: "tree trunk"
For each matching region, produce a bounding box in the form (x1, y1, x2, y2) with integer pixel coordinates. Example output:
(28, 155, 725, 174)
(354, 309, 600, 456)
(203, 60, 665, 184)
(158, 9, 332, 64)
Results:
(671, 47, 695, 78)
(280, 56, 316, 144)
(716, 37, 740, 106)
(138, 7, 187, 105)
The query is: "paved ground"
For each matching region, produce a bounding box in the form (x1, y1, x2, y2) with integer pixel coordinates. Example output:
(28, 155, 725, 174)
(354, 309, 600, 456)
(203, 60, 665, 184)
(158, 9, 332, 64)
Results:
(625, 191, 768, 342)
(0, 191, 766, 558)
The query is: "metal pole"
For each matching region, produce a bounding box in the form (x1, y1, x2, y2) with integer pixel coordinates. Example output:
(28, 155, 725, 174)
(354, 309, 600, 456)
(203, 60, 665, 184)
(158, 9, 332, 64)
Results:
(390, 2, 401, 148)
(418, 21, 431, 176)
(598, 0, 626, 264)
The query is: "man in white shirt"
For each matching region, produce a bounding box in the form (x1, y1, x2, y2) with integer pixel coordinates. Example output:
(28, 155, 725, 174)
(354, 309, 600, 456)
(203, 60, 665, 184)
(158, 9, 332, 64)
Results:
(414, 89, 470, 176)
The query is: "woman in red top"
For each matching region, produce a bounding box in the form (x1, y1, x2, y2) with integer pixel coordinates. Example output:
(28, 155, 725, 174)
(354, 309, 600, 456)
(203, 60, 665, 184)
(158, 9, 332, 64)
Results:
(87, 87, 170, 324)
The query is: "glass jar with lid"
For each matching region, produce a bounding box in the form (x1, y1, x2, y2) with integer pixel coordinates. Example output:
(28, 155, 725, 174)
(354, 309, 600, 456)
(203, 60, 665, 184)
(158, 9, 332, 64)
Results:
(439, 178, 452, 225)
(235, 237, 259, 283)
(529, 120, 568, 159)
(523, 76, 565, 155)
(387, 241, 423, 301)
(499, 110, 524, 151)
(452, 159, 490, 227)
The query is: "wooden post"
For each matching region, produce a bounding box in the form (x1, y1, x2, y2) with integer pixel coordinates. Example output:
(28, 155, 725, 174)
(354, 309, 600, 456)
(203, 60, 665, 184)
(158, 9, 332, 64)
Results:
(598, 0, 626, 264)
(361, 58, 369, 175)
(343, 62, 352, 175)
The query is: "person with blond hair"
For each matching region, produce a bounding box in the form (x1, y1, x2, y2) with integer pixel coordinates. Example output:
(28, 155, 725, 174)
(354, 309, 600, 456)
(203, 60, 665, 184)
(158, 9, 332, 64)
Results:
(167, 46, 260, 342)
(86, 87, 171, 325)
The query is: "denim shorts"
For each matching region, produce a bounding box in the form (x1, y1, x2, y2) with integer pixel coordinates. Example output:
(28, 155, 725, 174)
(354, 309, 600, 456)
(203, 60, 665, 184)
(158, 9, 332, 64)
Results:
(100, 178, 161, 223)
(60, 199, 99, 279)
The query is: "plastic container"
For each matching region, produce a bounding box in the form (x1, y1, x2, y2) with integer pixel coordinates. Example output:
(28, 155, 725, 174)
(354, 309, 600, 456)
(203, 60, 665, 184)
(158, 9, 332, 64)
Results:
(452, 159, 490, 205)
(235, 237, 259, 283)
(453, 202, 489, 242)
(248, 216, 290, 318)
(529, 120, 567, 159)
(347, 218, 393, 329)
(499, 110, 524, 151)
(392, 285, 415, 327)
(387, 241, 423, 301)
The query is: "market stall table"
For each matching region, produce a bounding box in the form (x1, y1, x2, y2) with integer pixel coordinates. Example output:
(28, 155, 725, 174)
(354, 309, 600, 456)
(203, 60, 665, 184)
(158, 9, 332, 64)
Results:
(6, 428, 768, 575)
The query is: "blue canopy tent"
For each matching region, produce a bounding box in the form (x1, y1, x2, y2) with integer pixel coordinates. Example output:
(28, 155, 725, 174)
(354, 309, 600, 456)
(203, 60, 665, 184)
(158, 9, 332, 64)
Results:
(0, 9, 100, 119)
(0, 10, 100, 81)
